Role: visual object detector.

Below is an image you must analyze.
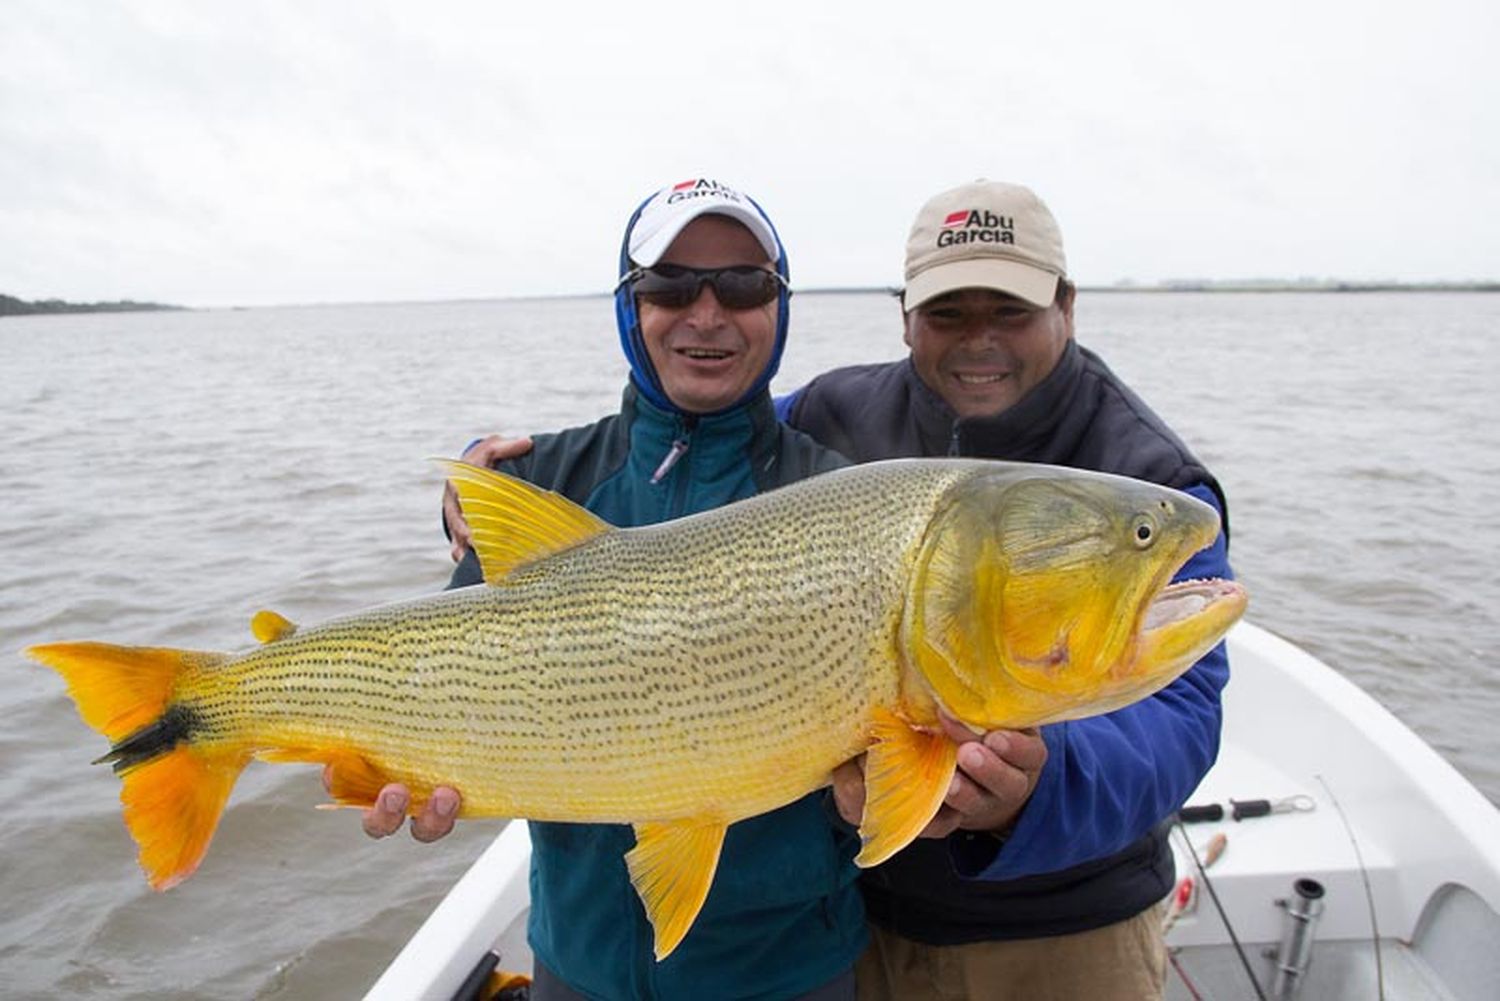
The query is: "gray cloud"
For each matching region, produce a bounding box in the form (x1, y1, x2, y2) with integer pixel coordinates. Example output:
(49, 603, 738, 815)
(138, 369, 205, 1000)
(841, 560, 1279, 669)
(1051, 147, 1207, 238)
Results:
(2, 0, 1495, 306)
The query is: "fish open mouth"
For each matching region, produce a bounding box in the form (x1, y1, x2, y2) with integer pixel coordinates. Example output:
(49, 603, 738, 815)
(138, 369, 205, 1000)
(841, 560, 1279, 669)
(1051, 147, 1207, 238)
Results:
(1143, 578, 1248, 634)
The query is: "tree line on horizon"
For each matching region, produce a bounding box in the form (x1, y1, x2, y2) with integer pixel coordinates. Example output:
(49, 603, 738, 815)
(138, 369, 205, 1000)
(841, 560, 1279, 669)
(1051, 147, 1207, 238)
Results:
(0, 293, 183, 316)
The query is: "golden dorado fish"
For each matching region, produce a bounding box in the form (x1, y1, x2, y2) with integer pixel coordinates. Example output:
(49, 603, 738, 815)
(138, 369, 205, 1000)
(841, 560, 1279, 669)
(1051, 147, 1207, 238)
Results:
(29, 458, 1246, 959)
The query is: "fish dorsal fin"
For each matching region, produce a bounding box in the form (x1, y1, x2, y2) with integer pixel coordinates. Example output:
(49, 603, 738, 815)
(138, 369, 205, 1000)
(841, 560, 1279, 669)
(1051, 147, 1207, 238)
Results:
(436, 459, 613, 583)
(250, 610, 298, 644)
(855, 707, 959, 867)
(626, 819, 728, 960)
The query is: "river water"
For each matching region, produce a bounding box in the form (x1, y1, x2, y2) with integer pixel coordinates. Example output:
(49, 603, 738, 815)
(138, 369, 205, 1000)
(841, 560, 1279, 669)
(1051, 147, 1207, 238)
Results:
(2, 291, 1496, 998)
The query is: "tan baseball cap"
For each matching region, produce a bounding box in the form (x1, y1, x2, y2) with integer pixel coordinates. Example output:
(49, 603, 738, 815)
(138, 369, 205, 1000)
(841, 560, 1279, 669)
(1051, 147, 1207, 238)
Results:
(903, 180, 1067, 310)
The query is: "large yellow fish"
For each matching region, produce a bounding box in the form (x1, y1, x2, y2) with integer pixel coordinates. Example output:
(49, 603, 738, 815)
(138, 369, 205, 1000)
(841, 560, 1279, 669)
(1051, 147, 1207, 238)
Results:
(29, 458, 1246, 959)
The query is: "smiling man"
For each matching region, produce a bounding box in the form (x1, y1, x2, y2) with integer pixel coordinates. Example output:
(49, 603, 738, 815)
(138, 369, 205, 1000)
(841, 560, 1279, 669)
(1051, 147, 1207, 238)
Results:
(629, 215, 780, 414)
(367, 179, 865, 1001)
(777, 180, 1234, 1001)
(781, 180, 1088, 458)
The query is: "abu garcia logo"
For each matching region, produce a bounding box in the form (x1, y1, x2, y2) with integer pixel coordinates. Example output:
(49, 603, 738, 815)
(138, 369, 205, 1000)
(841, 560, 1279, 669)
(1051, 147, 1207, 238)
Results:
(937, 209, 1014, 248)
(667, 178, 744, 205)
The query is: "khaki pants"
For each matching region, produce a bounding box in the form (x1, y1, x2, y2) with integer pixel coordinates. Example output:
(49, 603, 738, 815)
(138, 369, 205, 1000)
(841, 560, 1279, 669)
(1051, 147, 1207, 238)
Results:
(855, 902, 1167, 1001)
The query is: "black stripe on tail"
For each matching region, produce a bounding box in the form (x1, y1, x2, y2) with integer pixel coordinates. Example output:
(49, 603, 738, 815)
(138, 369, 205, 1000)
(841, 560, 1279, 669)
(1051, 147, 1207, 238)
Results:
(91, 704, 204, 774)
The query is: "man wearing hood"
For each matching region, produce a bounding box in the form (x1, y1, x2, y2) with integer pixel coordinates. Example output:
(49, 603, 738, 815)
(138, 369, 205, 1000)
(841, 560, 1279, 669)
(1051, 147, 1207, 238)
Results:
(363, 179, 864, 1001)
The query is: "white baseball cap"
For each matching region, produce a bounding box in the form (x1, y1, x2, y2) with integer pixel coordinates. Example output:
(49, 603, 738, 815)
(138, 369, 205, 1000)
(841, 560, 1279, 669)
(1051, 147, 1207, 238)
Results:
(628, 178, 782, 267)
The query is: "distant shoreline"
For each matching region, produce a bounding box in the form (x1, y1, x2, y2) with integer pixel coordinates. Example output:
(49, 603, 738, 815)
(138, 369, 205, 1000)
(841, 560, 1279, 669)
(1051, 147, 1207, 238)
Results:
(0, 294, 186, 317)
(802, 281, 1500, 296)
(5, 283, 1494, 316)
(1079, 281, 1500, 294)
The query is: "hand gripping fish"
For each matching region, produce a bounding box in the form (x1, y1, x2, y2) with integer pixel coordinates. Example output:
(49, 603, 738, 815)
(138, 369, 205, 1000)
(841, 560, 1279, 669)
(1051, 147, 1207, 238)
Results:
(29, 458, 1247, 960)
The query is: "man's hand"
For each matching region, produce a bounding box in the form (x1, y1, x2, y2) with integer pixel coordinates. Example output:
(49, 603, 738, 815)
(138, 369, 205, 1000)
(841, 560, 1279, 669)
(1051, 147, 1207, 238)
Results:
(832, 712, 1047, 841)
(444, 434, 534, 561)
(324, 767, 463, 842)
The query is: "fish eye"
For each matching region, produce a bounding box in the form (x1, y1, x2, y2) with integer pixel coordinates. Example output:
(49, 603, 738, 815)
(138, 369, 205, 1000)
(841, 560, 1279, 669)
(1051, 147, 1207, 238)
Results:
(1131, 514, 1156, 549)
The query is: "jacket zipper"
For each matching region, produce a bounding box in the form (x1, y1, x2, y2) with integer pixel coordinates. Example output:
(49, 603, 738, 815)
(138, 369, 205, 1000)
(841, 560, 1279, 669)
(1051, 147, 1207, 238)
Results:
(652, 416, 697, 519)
(650, 436, 690, 484)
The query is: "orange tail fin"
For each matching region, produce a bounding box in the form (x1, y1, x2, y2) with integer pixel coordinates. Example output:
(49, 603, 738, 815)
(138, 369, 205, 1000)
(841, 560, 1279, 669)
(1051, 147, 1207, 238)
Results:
(27, 641, 248, 890)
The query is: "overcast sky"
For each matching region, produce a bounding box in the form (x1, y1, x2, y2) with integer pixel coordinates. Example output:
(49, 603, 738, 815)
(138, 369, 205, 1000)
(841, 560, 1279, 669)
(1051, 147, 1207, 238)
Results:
(3, 0, 1495, 307)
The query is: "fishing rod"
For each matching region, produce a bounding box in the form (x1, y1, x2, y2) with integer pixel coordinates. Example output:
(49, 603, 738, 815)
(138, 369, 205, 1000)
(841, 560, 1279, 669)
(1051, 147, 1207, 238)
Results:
(1174, 819, 1270, 1001)
(1317, 773, 1386, 1000)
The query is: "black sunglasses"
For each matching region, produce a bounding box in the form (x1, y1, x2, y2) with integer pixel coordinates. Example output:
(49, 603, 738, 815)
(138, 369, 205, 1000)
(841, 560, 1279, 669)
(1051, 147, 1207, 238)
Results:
(620, 264, 786, 311)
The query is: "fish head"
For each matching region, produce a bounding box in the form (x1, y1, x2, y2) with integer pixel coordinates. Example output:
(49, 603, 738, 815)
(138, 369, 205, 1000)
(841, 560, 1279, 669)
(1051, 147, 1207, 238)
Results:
(901, 464, 1247, 730)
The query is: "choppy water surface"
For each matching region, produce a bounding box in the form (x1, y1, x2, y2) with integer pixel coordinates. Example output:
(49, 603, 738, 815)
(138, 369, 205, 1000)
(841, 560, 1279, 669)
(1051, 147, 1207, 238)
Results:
(2, 292, 1496, 998)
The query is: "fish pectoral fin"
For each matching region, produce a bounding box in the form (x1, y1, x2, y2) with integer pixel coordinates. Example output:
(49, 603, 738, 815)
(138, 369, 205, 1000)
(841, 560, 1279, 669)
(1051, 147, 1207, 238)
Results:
(258, 748, 396, 810)
(855, 707, 959, 867)
(625, 818, 728, 961)
(434, 459, 614, 584)
(250, 609, 298, 644)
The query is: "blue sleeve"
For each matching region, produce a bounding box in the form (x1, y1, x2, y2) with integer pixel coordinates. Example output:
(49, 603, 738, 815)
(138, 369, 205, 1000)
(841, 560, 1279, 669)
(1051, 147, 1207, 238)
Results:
(773, 386, 805, 424)
(950, 482, 1233, 880)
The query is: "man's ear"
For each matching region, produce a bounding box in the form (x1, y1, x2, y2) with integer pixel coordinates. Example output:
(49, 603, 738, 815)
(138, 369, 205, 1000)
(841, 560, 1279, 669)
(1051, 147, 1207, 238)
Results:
(1056, 280, 1077, 318)
(1057, 281, 1077, 338)
(901, 299, 915, 349)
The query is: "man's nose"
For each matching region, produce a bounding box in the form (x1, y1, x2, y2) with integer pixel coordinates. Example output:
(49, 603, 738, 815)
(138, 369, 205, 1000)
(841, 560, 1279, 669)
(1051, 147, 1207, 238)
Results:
(682, 283, 727, 325)
(959, 317, 1005, 343)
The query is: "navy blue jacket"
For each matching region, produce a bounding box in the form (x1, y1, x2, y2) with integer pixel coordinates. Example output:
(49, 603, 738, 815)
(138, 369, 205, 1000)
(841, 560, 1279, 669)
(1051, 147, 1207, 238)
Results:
(450, 386, 863, 999)
(779, 340, 1234, 942)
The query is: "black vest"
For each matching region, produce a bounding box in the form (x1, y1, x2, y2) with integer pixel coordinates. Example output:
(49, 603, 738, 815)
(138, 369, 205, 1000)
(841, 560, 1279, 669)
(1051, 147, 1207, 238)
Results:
(786, 339, 1228, 943)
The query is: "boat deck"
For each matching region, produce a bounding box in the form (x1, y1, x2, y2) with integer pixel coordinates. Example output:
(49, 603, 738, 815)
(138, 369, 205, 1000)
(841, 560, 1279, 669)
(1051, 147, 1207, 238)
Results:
(1164, 625, 1500, 999)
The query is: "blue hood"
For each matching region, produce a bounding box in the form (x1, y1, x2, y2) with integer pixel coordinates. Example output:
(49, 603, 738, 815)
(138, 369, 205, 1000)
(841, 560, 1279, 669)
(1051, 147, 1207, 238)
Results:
(613, 193, 791, 416)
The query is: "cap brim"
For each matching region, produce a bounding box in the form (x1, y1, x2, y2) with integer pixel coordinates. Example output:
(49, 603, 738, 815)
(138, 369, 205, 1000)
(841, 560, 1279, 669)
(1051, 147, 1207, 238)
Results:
(904, 258, 1060, 311)
(630, 202, 780, 267)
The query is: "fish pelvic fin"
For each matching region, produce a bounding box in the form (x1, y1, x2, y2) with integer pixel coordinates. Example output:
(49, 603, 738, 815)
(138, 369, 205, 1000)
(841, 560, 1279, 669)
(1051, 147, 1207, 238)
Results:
(855, 707, 959, 867)
(626, 819, 728, 961)
(261, 747, 406, 813)
(435, 459, 613, 583)
(26, 642, 247, 890)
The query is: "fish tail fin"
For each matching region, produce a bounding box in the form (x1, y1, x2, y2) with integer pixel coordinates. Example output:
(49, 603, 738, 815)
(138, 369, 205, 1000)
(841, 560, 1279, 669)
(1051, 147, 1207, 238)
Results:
(119, 741, 249, 890)
(27, 641, 248, 890)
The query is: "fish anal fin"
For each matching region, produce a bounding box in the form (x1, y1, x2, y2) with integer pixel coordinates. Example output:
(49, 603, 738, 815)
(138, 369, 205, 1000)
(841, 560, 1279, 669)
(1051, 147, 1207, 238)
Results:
(121, 744, 250, 890)
(434, 459, 613, 583)
(258, 748, 398, 811)
(250, 610, 298, 644)
(626, 819, 728, 961)
(855, 707, 958, 867)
